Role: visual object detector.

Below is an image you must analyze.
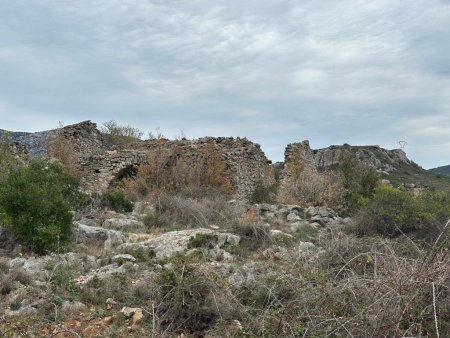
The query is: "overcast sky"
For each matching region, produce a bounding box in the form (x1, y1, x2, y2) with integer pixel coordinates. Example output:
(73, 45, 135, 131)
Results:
(1, 0, 450, 168)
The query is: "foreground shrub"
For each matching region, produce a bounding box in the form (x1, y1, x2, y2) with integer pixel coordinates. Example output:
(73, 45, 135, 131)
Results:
(153, 254, 237, 334)
(338, 154, 380, 212)
(0, 160, 80, 253)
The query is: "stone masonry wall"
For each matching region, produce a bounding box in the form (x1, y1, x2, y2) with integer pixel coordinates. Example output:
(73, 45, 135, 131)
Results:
(137, 136, 274, 201)
(278, 141, 317, 198)
(51, 122, 274, 201)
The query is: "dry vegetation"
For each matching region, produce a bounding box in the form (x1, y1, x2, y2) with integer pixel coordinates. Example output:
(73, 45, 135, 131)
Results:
(123, 140, 234, 201)
(278, 156, 345, 209)
(1, 123, 449, 337)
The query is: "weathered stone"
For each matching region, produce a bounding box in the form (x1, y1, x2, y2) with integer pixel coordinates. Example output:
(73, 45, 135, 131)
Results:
(102, 218, 144, 230)
(121, 307, 144, 323)
(286, 213, 301, 222)
(112, 254, 137, 263)
(62, 301, 87, 315)
(119, 228, 239, 260)
(73, 222, 125, 249)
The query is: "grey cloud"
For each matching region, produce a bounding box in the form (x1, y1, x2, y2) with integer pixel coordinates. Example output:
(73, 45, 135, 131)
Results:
(0, 0, 449, 168)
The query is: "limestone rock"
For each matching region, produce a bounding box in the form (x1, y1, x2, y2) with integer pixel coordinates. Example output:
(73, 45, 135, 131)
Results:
(119, 228, 240, 260)
(102, 218, 144, 230)
(121, 307, 144, 323)
(73, 222, 125, 249)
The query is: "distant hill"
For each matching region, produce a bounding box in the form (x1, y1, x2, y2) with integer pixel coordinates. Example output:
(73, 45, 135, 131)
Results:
(429, 165, 450, 176)
(0, 128, 56, 157)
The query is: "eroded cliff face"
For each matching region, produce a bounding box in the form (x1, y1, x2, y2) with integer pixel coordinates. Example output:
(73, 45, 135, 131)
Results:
(313, 144, 414, 174)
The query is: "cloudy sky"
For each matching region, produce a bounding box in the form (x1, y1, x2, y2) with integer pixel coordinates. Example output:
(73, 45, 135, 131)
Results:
(1, 0, 449, 168)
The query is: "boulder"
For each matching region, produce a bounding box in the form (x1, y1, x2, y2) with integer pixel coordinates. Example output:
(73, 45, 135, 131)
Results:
(119, 228, 240, 260)
(73, 222, 125, 249)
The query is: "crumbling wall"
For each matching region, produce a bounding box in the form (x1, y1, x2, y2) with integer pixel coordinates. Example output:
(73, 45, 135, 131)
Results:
(278, 140, 317, 199)
(137, 136, 274, 201)
(49, 122, 274, 200)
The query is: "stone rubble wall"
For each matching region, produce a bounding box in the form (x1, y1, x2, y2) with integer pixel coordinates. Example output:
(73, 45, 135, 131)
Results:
(50, 122, 274, 201)
(137, 136, 274, 201)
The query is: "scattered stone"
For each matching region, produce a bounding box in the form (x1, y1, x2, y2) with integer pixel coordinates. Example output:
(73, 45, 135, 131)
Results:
(286, 212, 301, 222)
(121, 307, 144, 323)
(270, 229, 293, 240)
(209, 224, 220, 230)
(112, 254, 137, 263)
(106, 298, 117, 310)
(61, 301, 87, 315)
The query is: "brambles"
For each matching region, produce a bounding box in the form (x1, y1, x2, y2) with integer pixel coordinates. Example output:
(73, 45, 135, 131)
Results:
(46, 124, 82, 178)
(279, 165, 345, 208)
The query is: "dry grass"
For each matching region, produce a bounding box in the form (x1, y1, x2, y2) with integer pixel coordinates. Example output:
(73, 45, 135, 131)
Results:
(278, 164, 345, 209)
(123, 140, 234, 201)
(46, 128, 82, 178)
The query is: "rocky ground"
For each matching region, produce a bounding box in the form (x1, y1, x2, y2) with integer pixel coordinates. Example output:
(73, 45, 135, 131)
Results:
(1, 199, 448, 338)
(0, 200, 347, 337)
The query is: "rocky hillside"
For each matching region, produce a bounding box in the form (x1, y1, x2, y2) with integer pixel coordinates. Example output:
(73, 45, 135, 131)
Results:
(430, 164, 450, 176)
(0, 128, 56, 158)
(313, 144, 415, 174)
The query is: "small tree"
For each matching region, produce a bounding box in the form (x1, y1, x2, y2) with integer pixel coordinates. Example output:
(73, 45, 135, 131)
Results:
(100, 120, 144, 148)
(0, 160, 80, 253)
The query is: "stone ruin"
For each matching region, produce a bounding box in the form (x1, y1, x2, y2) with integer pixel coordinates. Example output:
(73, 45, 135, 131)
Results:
(47, 121, 274, 201)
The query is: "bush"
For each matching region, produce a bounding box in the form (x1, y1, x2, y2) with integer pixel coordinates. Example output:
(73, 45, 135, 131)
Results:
(356, 186, 450, 242)
(100, 120, 144, 149)
(0, 160, 80, 253)
(101, 190, 133, 213)
(278, 166, 345, 208)
(153, 254, 234, 333)
(250, 180, 278, 204)
(338, 154, 380, 212)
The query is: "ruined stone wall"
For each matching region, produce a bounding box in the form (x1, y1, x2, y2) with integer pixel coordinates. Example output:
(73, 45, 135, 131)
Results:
(137, 136, 274, 201)
(47, 121, 274, 200)
(278, 141, 317, 199)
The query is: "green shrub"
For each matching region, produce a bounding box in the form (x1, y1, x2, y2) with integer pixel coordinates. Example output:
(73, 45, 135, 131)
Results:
(142, 211, 164, 228)
(356, 186, 450, 242)
(187, 233, 218, 249)
(101, 190, 133, 213)
(0, 160, 80, 253)
(100, 120, 143, 149)
(250, 180, 278, 204)
(338, 154, 380, 213)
